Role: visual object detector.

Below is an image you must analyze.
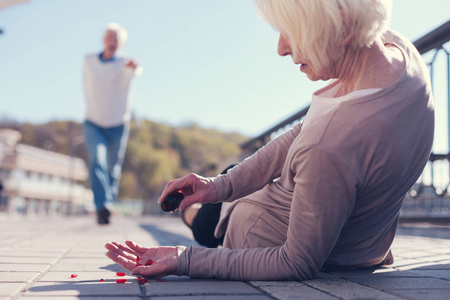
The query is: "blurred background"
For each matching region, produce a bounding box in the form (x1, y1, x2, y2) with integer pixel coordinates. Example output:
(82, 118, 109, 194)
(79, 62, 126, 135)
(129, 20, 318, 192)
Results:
(0, 0, 449, 219)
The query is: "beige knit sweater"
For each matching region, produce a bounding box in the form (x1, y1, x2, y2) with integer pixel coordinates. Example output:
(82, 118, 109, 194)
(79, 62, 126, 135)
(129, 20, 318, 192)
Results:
(175, 31, 434, 280)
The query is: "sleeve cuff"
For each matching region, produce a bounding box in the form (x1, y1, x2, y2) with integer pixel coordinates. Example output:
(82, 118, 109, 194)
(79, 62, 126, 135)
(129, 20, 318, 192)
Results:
(175, 245, 190, 276)
(211, 175, 233, 202)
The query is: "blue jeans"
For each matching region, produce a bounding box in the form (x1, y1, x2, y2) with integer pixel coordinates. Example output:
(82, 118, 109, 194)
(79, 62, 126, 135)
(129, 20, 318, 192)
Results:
(83, 120, 129, 212)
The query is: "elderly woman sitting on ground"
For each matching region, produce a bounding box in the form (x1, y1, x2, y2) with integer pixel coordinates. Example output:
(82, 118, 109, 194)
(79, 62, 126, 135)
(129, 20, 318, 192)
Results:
(105, 0, 434, 281)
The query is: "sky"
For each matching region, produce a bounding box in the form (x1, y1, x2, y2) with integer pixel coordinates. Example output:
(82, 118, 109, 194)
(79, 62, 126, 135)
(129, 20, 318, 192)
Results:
(0, 0, 449, 145)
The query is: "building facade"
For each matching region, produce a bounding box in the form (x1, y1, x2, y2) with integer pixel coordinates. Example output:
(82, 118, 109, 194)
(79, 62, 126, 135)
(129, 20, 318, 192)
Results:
(0, 129, 92, 215)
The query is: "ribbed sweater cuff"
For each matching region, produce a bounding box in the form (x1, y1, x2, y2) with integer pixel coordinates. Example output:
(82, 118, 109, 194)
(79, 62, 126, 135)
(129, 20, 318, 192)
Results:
(175, 245, 190, 276)
(211, 174, 232, 202)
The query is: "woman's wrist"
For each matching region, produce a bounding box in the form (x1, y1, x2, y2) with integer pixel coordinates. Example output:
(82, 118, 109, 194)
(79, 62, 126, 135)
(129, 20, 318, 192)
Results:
(211, 175, 232, 202)
(174, 245, 189, 275)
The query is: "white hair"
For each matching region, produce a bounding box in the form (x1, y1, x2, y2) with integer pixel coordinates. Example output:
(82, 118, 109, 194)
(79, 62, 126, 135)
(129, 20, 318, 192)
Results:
(105, 22, 128, 45)
(255, 0, 392, 70)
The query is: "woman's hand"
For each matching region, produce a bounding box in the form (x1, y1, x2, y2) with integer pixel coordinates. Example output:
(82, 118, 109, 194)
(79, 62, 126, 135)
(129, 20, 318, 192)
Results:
(158, 173, 218, 211)
(105, 241, 179, 278)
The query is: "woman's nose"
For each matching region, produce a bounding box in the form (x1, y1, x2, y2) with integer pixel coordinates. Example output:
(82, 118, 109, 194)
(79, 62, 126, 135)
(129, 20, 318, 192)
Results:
(277, 34, 291, 57)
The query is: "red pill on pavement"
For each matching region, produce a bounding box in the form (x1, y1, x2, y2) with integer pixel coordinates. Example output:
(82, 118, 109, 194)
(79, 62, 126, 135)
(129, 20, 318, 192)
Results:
(145, 259, 153, 266)
(99, 279, 105, 282)
(116, 279, 127, 283)
(70, 274, 77, 278)
(116, 272, 126, 276)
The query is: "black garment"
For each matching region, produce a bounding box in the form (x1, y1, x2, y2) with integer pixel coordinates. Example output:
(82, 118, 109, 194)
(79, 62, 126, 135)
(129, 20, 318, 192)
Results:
(191, 202, 224, 248)
(190, 164, 237, 248)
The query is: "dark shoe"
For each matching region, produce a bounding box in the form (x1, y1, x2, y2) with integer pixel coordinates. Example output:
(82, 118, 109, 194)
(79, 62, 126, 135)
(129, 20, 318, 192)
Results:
(97, 207, 111, 225)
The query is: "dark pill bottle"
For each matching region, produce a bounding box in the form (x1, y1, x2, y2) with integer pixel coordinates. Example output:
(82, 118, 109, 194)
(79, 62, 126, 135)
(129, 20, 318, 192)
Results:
(160, 191, 184, 212)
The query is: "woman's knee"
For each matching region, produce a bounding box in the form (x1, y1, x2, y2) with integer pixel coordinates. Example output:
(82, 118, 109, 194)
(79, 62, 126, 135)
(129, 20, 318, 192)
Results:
(223, 201, 288, 249)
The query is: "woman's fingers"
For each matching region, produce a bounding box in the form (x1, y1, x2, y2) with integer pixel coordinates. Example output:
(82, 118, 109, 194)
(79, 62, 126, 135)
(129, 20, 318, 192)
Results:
(105, 242, 138, 261)
(125, 240, 151, 255)
(157, 179, 180, 204)
(111, 241, 140, 258)
(105, 250, 138, 271)
(157, 173, 197, 204)
(178, 178, 217, 210)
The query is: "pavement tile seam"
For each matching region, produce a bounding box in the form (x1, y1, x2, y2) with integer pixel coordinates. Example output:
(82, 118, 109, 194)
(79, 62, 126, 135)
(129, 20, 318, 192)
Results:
(247, 287, 279, 300)
(146, 292, 267, 297)
(298, 281, 348, 299)
(11, 248, 72, 299)
(0, 272, 41, 284)
(337, 280, 399, 298)
(303, 277, 401, 300)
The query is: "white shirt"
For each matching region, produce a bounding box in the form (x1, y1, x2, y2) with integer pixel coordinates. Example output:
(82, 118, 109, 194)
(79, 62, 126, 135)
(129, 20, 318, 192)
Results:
(83, 53, 142, 128)
(302, 81, 381, 130)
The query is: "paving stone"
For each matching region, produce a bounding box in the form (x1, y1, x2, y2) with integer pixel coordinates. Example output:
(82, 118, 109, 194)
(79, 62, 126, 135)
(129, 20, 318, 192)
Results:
(409, 260, 450, 270)
(328, 268, 424, 278)
(394, 261, 450, 271)
(17, 297, 142, 300)
(14, 243, 73, 251)
(39, 271, 135, 282)
(250, 281, 339, 300)
(23, 281, 141, 296)
(417, 255, 450, 262)
(51, 262, 123, 272)
(0, 264, 50, 272)
(348, 276, 450, 290)
(151, 296, 273, 300)
(392, 257, 431, 266)
(406, 269, 450, 280)
(144, 281, 262, 297)
(0, 272, 40, 282)
(389, 289, 450, 300)
(0, 282, 27, 297)
(56, 258, 113, 265)
(303, 277, 402, 300)
(0, 256, 56, 264)
(0, 250, 63, 257)
(64, 252, 106, 258)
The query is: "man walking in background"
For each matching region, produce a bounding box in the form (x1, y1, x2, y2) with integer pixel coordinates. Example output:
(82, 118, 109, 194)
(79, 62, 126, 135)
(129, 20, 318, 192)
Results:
(83, 23, 142, 224)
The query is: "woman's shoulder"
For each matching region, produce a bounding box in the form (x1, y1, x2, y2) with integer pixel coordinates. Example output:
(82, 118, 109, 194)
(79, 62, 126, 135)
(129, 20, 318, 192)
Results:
(381, 30, 430, 94)
(382, 30, 423, 63)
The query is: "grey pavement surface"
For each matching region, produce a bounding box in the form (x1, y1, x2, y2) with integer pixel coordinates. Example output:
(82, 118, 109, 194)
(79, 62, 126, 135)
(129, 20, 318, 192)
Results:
(0, 213, 449, 300)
